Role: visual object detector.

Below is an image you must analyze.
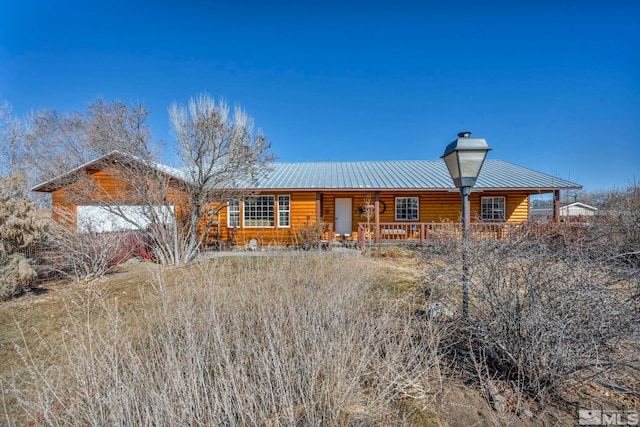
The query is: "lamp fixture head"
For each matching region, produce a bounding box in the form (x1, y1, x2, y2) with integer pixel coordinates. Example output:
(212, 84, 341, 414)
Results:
(441, 131, 492, 189)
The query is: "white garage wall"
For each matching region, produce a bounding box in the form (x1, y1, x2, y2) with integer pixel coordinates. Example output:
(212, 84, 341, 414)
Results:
(77, 205, 174, 233)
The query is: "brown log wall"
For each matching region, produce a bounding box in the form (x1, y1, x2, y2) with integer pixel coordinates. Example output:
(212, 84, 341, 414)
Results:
(214, 190, 530, 246)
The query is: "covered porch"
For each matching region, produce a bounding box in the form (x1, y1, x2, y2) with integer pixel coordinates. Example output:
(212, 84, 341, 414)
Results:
(318, 218, 578, 250)
(316, 188, 565, 249)
(356, 221, 532, 247)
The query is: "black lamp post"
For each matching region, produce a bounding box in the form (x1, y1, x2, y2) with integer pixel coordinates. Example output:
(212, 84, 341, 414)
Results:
(441, 131, 491, 318)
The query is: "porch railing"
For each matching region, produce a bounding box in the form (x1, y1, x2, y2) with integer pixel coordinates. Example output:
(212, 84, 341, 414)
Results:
(356, 222, 557, 248)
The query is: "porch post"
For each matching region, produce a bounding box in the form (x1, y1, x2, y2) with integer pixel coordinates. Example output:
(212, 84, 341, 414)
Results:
(553, 190, 560, 223)
(316, 191, 322, 223)
(374, 191, 380, 244)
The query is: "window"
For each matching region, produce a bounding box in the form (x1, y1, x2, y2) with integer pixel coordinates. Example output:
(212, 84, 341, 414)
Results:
(395, 197, 419, 220)
(278, 195, 290, 227)
(482, 197, 505, 221)
(228, 200, 240, 228)
(244, 195, 275, 228)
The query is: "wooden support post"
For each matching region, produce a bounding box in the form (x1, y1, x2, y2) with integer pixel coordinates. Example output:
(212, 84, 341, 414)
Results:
(553, 190, 560, 223)
(316, 191, 322, 223)
(374, 191, 380, 244)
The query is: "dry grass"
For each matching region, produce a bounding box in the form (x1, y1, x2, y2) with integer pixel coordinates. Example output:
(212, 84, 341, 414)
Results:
(0, 260, 161, 423)
(1, 253, 443, 426)
(4, 235, 637, 426)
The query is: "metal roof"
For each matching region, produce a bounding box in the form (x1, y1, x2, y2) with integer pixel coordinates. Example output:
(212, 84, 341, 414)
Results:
(32, 152, 581, 193)
(250, 159, 581, 190)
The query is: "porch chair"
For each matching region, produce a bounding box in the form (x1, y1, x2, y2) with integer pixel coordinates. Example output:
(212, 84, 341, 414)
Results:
(245, 238, 259, 252)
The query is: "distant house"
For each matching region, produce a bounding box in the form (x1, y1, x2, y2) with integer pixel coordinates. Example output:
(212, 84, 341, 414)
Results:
(32, 151, 581, 246)
(560, 202, 598, 218)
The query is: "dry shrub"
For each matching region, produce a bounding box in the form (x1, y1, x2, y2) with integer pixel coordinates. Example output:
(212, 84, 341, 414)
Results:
(601, 182, 640, 240)
(584, 182, 640, 268)
(0, 177, 43, 253)
(43, 224, 146, 281)
(428, 230, 640, 411)
(0, 254, 37, 301)
(0, 175, 46, 300)
(294, 220, 325, 250)
(11, 255, 442, 425)
(471, 240, 637, 405)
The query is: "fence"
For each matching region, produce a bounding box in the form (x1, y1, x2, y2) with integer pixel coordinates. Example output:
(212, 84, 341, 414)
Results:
(356, 221, 591, 249)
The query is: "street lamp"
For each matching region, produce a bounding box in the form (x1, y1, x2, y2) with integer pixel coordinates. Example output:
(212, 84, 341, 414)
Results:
(441, 131, 491, 318)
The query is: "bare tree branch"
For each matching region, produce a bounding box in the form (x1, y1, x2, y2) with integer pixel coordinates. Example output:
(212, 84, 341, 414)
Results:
(48, 94, 274, 265)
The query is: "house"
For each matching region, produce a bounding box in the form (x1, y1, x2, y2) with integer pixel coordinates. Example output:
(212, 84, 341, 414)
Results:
(560, 202, 597, 218)
(560, 202, 598, 220)
(530, 201, 597, 223)
(32, 151, 582, 247)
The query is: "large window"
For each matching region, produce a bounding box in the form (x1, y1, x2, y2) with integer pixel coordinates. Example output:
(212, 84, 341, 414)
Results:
(244, 196, 275, 228)
(482, 197, 505, 221)
(278, 195, 290, 227)
(228, 200, 240, 228)
(395, 197, 419, 221)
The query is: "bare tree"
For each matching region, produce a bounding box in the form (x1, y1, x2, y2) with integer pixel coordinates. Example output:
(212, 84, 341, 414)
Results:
(359, 193, 375, 247)
(51, 94, 274, 266)
(165, 94, 275, 263)
(85, 99, 153, 159)
(0, 100, 25, 178)
(6, 95, 273, 267)
(48, 153, 185, 265)
(16, 99, 155, 189)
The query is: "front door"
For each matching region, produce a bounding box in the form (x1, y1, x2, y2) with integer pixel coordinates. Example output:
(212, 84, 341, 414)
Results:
(335, 198, 353, 236)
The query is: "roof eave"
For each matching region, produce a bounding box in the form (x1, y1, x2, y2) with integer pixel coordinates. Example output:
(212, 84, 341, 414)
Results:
(237, 186, 582, 192)
(476, 186, 583, 192)
(31, 152, 124, 193)
(31, 151, 187, 193)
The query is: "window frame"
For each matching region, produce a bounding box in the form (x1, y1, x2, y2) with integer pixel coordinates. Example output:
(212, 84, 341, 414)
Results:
(278, 195, 291, 228)
(243, 195, 276, 228)
(395, 197, 419, 221)
(481, 196, 506, 221)
(227, 200, 240, 228)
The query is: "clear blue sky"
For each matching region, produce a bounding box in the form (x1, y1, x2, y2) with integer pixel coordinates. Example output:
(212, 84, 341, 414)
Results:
(1, 0, 639, 192)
